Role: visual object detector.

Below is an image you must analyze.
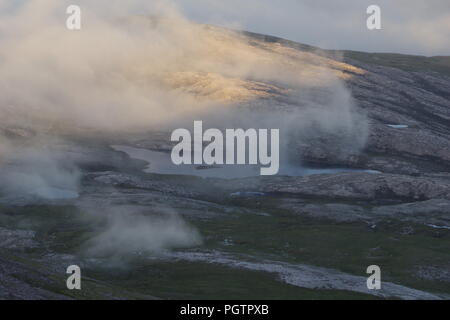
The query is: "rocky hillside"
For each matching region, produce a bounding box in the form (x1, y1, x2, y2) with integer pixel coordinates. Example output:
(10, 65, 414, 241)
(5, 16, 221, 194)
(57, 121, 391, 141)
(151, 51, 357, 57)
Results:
(243, 31, 450, 175)
(0, 26, 449, 300)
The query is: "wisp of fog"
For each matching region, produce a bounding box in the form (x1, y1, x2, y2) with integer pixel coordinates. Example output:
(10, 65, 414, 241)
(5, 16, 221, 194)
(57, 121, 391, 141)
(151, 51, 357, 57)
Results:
(0, 0, 368, 256)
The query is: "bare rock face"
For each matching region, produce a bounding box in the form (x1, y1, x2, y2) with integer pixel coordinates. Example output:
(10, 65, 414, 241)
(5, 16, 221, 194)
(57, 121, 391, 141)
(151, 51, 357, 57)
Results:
(86, 171, 200, 198)
(0, 256, 72, 300)
(0, 228, 38, 251)
(224, 172, 450, 202)
(364, 156, 422, 176)
(367, 125, 450, 164)
(373, 199, 450, 227)
(416, 266, 450, 283)
(277, 200, 369, 222)
(345, 60, 450, 172)
(271, 39, 450, 173)
(276, 199, 450, 227)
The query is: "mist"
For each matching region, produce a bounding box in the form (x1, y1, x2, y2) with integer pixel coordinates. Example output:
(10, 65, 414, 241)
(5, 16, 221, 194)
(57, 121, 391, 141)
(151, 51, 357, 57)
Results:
(0, 0, 371, 267)
(0, 0, 366, 132)
(0, 0, 370, 204)
(0, 135, 80, 202)
(0, 1, 368, 219)
(81, 206, 202, 260)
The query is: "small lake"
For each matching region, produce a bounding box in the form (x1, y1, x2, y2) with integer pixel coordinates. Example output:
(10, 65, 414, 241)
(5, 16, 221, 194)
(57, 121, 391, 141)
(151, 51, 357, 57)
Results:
(112, 145, 380, 179)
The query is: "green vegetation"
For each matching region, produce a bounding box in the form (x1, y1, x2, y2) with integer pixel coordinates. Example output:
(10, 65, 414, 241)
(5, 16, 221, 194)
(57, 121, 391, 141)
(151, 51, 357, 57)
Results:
(1, 196, 448, 299)
(342, 51, 450, 76)
(244, 30, 450, 77)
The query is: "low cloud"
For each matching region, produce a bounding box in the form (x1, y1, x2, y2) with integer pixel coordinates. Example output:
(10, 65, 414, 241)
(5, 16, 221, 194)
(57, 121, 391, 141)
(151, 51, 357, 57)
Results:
(82, 206, 202, 259)
(0, 0, 370, 259)
(0, 0, 368, 170)
(0, 135, 80, 201)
